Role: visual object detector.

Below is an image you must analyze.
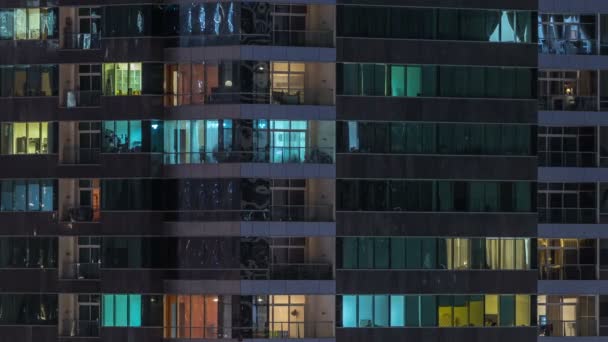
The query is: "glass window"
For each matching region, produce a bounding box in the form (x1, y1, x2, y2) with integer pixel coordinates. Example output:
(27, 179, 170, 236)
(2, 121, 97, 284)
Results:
(453, 296, 469, 327)
(339, 63, 534, 99)
(515, 295, 530, 326)
(0, 10, 14, 40)
(358, 295, 373, 327)
(469, 295, 484, 327)
(103, 63, 142, 95)
(358, 238, 373, 269)
(374, 295, 389, 327)
(405, 296, 420, 327)
(41, 180, 53, 211)
(420, 296, 437, 326)
(14, 9, 26, 40)
(102, 294, 141, 327)
(342, 237, 358, 269)
(390, 296, 405, 327)
(438, 295, 453, 327)
(13, 180, 26, 211)
(103, 121, 143, 153)
(374, 238, 389, 268)
(27, 8, 40, 39)
(390, 238, 406, 269)
(342, 295, 357, 327)
(114, 294, 128, 327)
(485, 295, 499, 326)
(499, 295, 515, 326)
(27, 180, 40, 211)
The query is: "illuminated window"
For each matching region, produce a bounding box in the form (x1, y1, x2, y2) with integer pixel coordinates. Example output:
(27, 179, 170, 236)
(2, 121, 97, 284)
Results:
(102, 294, 141, 327)
(103, 63, 142, 95)
(341, 295, 532, 328)
(163, 295, 219, 338)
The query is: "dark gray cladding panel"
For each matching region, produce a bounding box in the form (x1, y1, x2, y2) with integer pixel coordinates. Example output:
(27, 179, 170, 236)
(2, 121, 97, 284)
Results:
(337, 96, 537, 124)
(0, 39, 163, 65)
(100, 212, 165, 235)
(336, 327, 538, 342)
(337, 155, 537, 181)
(58, 0, 162, 5)
(0, 326, 56, 342)
(0, 269, 58, 292)
(337, 212, 538, 237)
(337, 0, 537, 10)
(101, 327, 163, 342)
(100, 270, 241, 293)
(0, 97, 58, 122)
(337, 270, 537, 294)
(338, 38, 537, 67)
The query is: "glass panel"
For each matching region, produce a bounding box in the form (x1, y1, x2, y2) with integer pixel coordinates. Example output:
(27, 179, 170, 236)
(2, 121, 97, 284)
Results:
(27, 8, 40, 39)
(342, 237, 358, 269)
(499, 295, 515, 326)
(27, 180, 40, 211)
(0, 10, 14, 40)
(14, 9, 26, 40)
(103, 295, 114, 326)
(374, 238, 389, 268)
(204, 296, 218, 338)
(438, 296, 453, 327)
(114, 294, 128, 327)
(13, 180, 26, 211)
(358, 295, 373, 327)
(515, 295, 530, 326)
(342, 296, 357, 327)
(453, 296, 469, 327)
(12, 123, 26, 154)
(374, 295, 389, 327)
(405, 296, 419, 327)
(358, 238, 373, 269)
(128, 294, 141, 327)
(469, 295, 484, 327)
(485, 295, 499, 326)
(420, 296, 437, 326)
(390, 296, 405, 327)
(390, 238, 406, 269)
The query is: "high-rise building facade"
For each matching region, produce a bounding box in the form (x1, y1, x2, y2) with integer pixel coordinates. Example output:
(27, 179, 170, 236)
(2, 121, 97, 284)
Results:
(11, 1, 605, 342)
(335, 1, 537, 341)
(538, 0, 608, 338)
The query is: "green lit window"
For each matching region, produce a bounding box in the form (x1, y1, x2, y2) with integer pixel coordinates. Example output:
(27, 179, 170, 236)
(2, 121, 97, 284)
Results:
(103, 63, 142, 96)
(338, 63, 535, 99)
(102, 294, 142, 327)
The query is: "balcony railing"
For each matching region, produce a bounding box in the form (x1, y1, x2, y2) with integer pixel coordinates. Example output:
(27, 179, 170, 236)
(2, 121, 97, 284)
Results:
(164, 321, 335, 339)
(161, 30, 335, 48)
(539, 95, 598, 111)
(164, 88, 334, 106)
(62, 33, 101, 50)
(130, 205, 334, 222)
(538, 208, 596, 224)
(65, 206, 100, 222)
(65, 90, 102, 108)
(164, 147, 334, 165)
(241, 263, 334, 280)
(539, 38, 597, 55)
(61, 262, 100, 280)
(538, 152, 597, 167)
(539, 319, 596, 337)
(60, 319, 100, 337)
(61, 146, 101, 165)
(539, 264, 596, 280)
